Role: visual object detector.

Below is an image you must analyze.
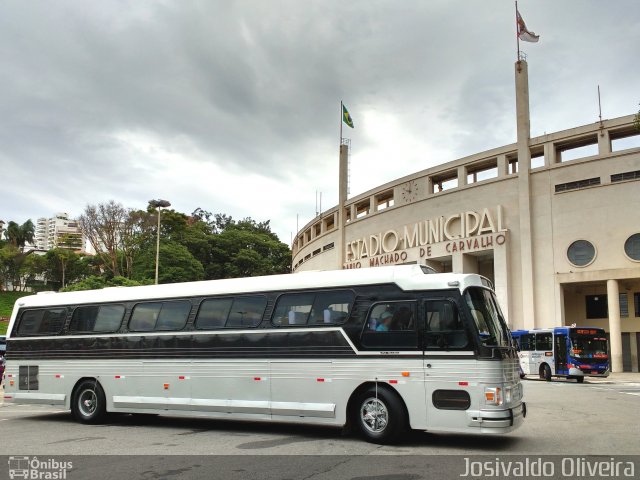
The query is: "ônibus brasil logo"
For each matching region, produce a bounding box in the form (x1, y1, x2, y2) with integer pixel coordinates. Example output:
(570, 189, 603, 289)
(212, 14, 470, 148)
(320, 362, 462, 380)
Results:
(8, 456, 73, 479)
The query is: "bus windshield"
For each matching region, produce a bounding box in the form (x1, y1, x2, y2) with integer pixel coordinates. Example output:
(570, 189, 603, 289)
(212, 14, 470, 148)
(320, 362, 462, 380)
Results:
(464, 287, 510, 347)
(570, 335, 608, 358)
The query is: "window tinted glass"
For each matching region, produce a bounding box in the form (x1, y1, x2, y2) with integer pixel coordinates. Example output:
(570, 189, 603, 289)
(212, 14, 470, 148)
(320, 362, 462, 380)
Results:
(70, 306, 99, 332)
(70, 305, 125, 333)
(18, 310, 44, 335)
(366, 302, 415, 332)
(309, 291, 353, 325)
(273, 290, 354, 326)
(424, 300, 469, 349)
(17, 308, 66, 335)
(129, 303, 162, 331)
(567, 240, 595, 266)
(465, 288, 510, 347)
(519, 333, 535, 351)
(273, 293, 314, 326)
(155, 301, 191, 331)
(195, 298, 233, 329)
(361, 301, 418, 349)
(535, 332, 552, 351)
(226, 296, 266, 328)
(624, 233, 640, 261)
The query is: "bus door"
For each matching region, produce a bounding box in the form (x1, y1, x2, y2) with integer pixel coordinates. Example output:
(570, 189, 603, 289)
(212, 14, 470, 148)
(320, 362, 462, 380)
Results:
(533, 332, 554, 375)
(519, 333, 535, 374)
(554, 333, 568, 375)
(423, 299, 473, 430)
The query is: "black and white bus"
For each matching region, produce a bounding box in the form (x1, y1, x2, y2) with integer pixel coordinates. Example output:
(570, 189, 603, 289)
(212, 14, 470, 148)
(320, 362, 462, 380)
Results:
(3, 265, 525, 443)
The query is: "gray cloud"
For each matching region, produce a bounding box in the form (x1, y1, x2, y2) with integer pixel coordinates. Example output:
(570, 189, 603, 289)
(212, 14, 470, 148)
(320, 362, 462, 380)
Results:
(1, 0, 639, 242)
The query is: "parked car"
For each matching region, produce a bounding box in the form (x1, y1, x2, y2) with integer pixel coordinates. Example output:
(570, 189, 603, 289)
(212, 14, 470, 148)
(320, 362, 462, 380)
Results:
(0, 335, 6, 380)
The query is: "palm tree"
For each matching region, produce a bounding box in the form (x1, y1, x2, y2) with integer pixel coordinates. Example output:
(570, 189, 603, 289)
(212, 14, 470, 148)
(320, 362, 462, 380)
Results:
(6, 220, 35, 252)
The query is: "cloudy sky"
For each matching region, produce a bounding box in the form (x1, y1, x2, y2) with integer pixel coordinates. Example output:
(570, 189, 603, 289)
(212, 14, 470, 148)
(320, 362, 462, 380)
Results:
(1, 0, 639, 244)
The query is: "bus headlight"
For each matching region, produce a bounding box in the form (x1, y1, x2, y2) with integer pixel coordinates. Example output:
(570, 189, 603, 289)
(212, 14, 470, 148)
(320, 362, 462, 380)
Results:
(485, 387, 503, 406)
(504, 386, 512, 404)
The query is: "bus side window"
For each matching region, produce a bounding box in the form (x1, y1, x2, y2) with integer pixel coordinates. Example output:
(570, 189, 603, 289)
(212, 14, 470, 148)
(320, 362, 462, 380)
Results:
(70, 305, 125, 333)
(195, 298, 233, 330)
(535, 332, 552, 351)
(520, 334, 534, 351)
(272, 293, 314, 326)
(361, 301, 418, 349)
(129, 303, 161, 332)
(155, 301, 191, 331)
(309, 290, 354, 325)
(425, 300, 469, 350)
(17, 308, 66, 336)
(226, 296, 267, 328)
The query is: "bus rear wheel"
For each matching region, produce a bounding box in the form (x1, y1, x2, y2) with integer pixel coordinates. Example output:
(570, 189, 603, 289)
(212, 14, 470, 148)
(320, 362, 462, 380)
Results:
(353, 387, 407, 444)
(72, 380, 106, 423)
(540, 364, 552, 382)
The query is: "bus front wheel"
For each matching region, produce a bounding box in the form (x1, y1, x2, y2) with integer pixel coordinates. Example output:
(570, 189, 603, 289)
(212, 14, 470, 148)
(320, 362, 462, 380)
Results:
(576, 376, 584, 383)
(540, 364, 552, 382)
(72, 380, 106, 423)
(353, 387, 407, 444)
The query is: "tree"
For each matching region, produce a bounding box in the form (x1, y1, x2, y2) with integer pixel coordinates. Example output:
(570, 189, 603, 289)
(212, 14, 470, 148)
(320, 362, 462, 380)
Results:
(5, 220, 35, 252)
(45, 248, 90, 290)
(132, 242, 205, 284)
(0, 246, 21, 290)
(79, 201, 131, 277)
(206, 221, 291, 279)
(120, 209, 156, 278)
(634, 102, 640, 131)
(20, 253, 47, 291)
(62, 275, 149, 292)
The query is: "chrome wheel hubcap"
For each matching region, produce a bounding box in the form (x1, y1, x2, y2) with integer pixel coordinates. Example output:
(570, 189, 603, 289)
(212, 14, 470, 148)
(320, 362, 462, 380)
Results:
(360, 397, 388, 433)
(78, 389, 97, 416)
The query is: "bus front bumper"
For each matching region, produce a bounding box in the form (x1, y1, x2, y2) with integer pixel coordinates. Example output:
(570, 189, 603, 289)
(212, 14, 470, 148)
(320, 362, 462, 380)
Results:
(569, 367, 609, 378)
(467, 402, 526, 431)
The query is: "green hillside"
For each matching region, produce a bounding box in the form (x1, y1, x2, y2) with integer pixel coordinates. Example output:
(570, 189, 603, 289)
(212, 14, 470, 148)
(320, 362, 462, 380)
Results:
(0, 291, 24, 335)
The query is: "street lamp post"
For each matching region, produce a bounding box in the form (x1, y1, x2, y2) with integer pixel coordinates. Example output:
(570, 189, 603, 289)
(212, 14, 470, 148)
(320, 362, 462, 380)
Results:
(148, 199, 171, 285)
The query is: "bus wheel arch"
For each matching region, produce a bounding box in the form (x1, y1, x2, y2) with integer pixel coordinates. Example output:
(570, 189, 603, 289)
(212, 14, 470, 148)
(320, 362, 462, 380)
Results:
(346, 382, 409, 444)
(70, 378, 107, 424)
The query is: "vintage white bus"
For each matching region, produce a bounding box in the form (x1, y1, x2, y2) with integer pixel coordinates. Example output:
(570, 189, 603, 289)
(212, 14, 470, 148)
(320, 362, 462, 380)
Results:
(3, 265, 525, 443)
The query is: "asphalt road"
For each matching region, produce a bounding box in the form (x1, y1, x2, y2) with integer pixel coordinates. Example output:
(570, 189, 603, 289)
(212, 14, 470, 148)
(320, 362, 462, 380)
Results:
(0, 377, 638, 479)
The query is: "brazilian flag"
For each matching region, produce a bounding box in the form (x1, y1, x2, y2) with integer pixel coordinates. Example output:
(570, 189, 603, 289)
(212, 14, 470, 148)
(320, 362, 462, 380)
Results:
(342, 104, 354, 128)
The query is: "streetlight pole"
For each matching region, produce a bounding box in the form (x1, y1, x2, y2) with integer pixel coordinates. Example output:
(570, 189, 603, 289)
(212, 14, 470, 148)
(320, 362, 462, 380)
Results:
(148, 199, 171, 285)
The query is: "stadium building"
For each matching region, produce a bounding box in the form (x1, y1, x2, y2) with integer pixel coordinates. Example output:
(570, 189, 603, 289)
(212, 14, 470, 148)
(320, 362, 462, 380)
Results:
(291, 60, 640, 373)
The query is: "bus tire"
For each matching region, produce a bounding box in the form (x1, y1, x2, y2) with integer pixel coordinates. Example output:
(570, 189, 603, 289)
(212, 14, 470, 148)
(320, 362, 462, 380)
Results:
(353, 387, 407, 444)
(541, 364, 552, 382)
(71, 380, 106, 424)
(576, 376, 584, 383)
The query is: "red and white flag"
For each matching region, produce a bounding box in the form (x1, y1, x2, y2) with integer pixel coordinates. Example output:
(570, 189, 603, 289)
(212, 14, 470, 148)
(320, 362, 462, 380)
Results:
(517, 10, 540, 43)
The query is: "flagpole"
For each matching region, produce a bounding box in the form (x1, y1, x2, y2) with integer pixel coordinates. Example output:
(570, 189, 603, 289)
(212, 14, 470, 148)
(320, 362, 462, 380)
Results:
(340, 100, 343, 145)
(515, 1, 520, 61)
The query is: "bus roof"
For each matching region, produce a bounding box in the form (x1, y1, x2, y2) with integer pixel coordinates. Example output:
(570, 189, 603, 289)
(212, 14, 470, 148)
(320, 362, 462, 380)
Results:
(9, 265, 489, 313)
